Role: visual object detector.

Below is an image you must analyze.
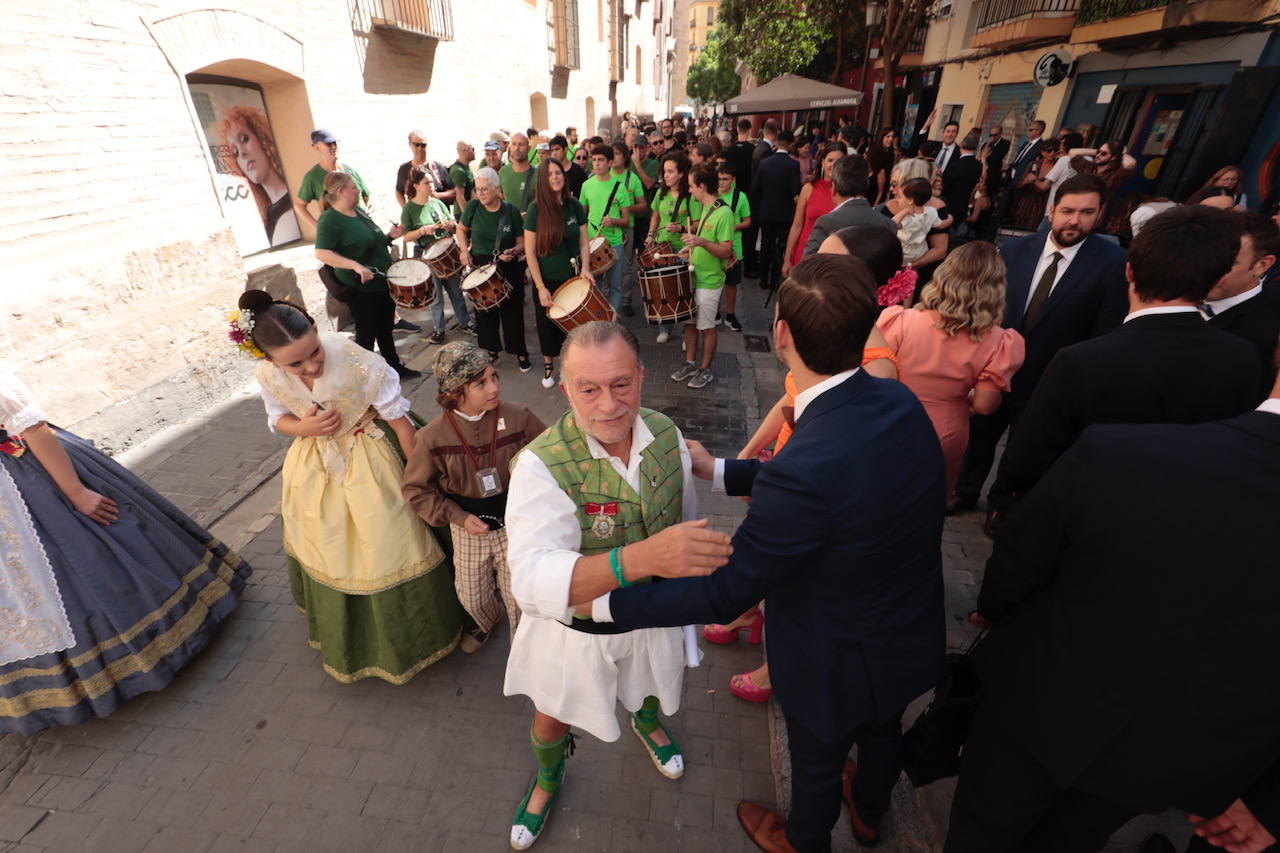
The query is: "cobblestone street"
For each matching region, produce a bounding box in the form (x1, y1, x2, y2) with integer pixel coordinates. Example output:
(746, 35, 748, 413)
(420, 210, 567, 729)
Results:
(0, 284, 1190, 852)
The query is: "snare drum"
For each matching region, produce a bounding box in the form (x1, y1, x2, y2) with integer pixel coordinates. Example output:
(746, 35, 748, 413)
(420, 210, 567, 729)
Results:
(461, 264, 512, 312)
(548, 276, 616, 333)
(636, 242, 677, 270)
(638, 262, 695, 325)
(385, 258, 435, 310)
(587, 236, 616, 275)
(422, 236, 464, 280)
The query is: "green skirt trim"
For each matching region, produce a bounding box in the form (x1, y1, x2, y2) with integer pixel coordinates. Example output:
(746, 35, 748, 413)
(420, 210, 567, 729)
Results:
(288, 555, 462, 685)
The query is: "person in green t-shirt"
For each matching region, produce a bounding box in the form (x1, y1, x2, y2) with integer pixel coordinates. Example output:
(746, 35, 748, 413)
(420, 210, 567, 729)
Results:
(669, 165, 734, 390)
(610, 141, 647, 318)
(644, 151, 694, 344)
(313, 171, 418, 378)
(498, 133, 537, 215)
(293, 129, 370, 231)
(580, 144, 632, 312)
(401, 165, 472, 345)
(716, 161, 753, 333)
(523, 159, 595, 388)
(449, 141, 476, 218)
(457, 168, 530, 369)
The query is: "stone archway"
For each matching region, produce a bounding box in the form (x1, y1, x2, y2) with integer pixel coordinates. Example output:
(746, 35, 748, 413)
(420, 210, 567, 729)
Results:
(530, 92, 549, 132)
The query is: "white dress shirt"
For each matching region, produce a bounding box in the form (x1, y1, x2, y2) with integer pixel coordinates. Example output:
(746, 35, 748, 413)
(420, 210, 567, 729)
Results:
(1258, 398, 1280, 416)
(711, 369, 860, 492)
(1123, 305, 1201, 324)
(505, 412, 698, 624)
(1026, 235, 1085, 312)
(1203, 283, 1264, 317)
(936, 144, 956, 172)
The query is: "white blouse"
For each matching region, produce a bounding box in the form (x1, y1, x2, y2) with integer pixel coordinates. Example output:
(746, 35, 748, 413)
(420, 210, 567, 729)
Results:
(0, 366, 49, 435)
(258, 335, 411, 433)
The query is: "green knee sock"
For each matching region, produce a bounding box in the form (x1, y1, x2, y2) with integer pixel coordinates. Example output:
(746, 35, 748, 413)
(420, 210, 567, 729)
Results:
(632, 695, 661, 735)
(530, 726, 571, 793)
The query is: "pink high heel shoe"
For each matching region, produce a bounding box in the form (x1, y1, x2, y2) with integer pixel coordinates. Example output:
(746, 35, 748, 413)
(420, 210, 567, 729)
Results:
(730, 671, 773, 703)
(702, 609, 764, 645)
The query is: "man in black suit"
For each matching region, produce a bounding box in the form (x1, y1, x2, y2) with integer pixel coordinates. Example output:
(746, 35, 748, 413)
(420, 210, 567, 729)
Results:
(989, 204, 1260, 526)
(801, 155, 895, 257)
(590, 255, 946, 853)
(750, 118, 779, 185)
(753, 129, 803, 293)
(981, 124, 1011, 197)
(952, 175, 1127, 527)
(725, 118, 759, 276)
(1203, 212, 1280, 400)
(934, 120, 961, 175)
(992, 119, 1046, 234)
(941, 131, 983, 223)
(945, 354, 1280, 853)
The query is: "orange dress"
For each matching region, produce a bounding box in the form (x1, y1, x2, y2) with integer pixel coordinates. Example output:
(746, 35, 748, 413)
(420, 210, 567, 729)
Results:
(876, 306, 1024, 493)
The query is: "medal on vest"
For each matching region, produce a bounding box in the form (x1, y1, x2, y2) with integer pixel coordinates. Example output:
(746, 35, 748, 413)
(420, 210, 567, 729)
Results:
(585, 501, 618, 539)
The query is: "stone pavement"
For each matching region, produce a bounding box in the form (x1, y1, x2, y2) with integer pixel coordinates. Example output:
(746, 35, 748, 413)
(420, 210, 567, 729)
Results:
(1, 277, 1192, 852)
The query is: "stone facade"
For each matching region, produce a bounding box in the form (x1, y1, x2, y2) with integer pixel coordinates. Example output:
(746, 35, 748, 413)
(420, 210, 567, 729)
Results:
(0, 0, 669, 449)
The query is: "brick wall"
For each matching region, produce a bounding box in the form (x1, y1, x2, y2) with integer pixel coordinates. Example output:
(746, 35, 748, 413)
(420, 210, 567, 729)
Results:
(0, 0, 665, 447)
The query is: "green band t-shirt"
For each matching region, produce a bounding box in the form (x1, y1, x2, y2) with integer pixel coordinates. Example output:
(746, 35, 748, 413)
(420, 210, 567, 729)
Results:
(315, 208, 390, 290)
(523, 198, 586, 283)
(499, 163, 537, 214)
(461, 198, 520, 258)
(689, 202, 734, 291)
(298, 163, 369, 206)
(719, 187, 752, 260)
(448, 161, 475, 218)
(401, 198, 454, 249)
(581, 174, 633, 247)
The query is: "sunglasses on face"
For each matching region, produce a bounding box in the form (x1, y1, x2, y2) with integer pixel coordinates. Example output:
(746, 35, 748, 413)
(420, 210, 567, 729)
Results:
(411, 142, 426, 148)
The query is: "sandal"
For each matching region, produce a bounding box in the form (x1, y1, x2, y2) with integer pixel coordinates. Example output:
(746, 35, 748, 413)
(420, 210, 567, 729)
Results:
(541, 364, 556, 389)
(730, 670, 773, 703)
(630, 716, 684, 779)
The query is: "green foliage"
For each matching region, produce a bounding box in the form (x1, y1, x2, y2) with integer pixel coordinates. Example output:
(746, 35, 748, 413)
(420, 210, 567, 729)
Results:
(686, 29, 742, 105)
(718, 0, 831, 83)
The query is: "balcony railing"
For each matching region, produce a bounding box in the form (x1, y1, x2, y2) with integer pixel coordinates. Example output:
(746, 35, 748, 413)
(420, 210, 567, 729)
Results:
(1076, 0, 1166, 24)
(904, 24, 928, 54)
(363, 0, 454, 40)
(976, 0, 1078, 29)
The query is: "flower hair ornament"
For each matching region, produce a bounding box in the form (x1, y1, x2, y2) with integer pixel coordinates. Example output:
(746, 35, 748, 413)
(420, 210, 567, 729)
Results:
(877, 266, 918, 307)
(227, 309, 266, 359)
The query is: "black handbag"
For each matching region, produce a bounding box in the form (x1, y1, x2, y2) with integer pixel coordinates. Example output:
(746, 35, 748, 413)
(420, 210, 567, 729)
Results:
(901, 634, 984, 787)
(318, 264, 354, 303)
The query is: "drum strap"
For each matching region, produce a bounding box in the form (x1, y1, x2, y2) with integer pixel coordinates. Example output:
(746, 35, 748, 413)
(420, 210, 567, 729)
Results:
(520, 166, 537, 212)
(593, 180, 622, 234)
(493, 202, 513, 264)
(694, 199, 725, 237)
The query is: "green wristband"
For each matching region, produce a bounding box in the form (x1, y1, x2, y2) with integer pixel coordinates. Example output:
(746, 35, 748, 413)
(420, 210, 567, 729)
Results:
(609, 547, 632, 589)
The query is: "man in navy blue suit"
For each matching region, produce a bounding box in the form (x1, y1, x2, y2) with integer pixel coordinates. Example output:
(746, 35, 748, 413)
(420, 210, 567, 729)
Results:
(581, 254, 948, 852)
(952, 174, 1128, 534)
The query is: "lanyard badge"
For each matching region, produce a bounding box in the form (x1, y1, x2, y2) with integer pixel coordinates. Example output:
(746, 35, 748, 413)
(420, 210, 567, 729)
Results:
(444, 410, 503, 498)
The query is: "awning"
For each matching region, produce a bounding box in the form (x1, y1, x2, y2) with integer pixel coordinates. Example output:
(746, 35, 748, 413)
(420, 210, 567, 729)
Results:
(724, 73, 863, 115)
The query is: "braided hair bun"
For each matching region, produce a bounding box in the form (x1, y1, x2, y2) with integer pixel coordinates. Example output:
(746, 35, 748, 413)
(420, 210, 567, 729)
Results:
(238, 289, 275, 313)
(238, 290, 314, 354)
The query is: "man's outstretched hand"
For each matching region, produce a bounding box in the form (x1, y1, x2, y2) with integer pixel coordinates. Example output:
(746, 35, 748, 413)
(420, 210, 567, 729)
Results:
(685, 439, 716, 480)
(1189, 799, 1277, 853)
(627, 519, 731, 579)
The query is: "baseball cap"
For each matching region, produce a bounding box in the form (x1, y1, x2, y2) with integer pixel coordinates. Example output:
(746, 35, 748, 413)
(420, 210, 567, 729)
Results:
(310, 128, 338, 144)
(483, 140, 502, 152)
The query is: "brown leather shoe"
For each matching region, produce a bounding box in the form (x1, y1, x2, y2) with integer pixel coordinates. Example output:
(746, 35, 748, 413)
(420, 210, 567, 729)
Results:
(840, 759, 882, 847)
(982, 510, 1003, 540)
(737, 801, 799, 853)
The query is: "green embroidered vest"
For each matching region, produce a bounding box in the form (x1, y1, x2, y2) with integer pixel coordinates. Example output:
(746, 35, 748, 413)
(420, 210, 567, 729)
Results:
(527, 408, 684, 558)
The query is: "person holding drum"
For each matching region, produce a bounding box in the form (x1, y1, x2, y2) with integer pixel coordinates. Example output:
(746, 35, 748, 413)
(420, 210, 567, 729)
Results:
(401, 165, 474, 347)
(670, 165, 735, 390)
(646, 151, 699, 344)
(457, 167, 532, 372)
(610, 140, 646, 318)
(524, 158, 595, 389)
(581, 144, 633, 313)
(314, 172, 420, 379)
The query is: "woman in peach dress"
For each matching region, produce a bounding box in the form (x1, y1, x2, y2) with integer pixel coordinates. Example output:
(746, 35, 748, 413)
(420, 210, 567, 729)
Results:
(877, 240, 1025, 493)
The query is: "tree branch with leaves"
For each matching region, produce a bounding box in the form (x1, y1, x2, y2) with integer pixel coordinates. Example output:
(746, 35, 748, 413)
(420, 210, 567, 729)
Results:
(877, 0, 931, 131)
(686, 28, 743, 107)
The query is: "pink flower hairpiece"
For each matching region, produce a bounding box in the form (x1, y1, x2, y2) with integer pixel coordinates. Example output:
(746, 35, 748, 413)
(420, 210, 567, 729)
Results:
(877, 267, 918, 307)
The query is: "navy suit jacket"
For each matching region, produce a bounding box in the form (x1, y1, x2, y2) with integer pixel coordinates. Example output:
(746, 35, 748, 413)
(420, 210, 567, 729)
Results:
(609, 372, 947, 737)
(1000, 232, 1128, 403)
(752, 150, 803, 224)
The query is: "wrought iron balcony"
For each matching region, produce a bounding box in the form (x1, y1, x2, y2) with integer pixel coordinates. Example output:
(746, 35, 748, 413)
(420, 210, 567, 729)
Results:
(1076, 0, 1166, 24)
(362, 0, 454, 41)
(976, 0, 1079, 30)
(904, 23, 928, 54)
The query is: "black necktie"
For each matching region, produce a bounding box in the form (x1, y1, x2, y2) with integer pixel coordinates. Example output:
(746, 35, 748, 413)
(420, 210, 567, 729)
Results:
(938, 146, 950, 171)
(1024, 252, 1062, 331)
(1198, 301, 1216, 318)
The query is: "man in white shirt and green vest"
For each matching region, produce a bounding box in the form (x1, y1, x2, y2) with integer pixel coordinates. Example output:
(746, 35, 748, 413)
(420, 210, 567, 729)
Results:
(503, 321, 733, 850)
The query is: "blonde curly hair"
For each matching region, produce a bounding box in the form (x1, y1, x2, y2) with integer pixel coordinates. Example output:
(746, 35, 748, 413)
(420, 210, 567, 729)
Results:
(918, 241, 1006, 340)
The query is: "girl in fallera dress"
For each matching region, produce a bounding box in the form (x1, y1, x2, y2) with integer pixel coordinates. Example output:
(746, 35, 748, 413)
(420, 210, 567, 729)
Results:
(0, 367, 250, 735)
(236, 290, 461, 683)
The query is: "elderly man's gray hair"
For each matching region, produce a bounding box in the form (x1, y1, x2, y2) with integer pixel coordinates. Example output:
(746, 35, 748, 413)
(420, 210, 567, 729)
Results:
(562, 321, 641, 363)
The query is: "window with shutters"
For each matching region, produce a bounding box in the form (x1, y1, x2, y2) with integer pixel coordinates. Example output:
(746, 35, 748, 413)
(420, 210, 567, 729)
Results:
(360, 0, 455, 40)
(550, 0, 580, 69)
(707, 6, 715, 24)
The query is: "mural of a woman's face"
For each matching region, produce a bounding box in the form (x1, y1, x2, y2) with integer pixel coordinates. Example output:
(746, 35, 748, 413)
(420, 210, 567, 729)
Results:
(228, 123, 271, 185)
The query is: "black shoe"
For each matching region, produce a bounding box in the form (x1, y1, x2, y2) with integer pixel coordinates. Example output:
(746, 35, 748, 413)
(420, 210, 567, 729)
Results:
(726, 314, 742, 332)
(393, 318, 421, 332)
(394, 365, 422, 380)
(1139, 835, 1176, 853)
(428, 330, 446, 345)
(517, 355, 533, 373)
(488, 350, 501, 365)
